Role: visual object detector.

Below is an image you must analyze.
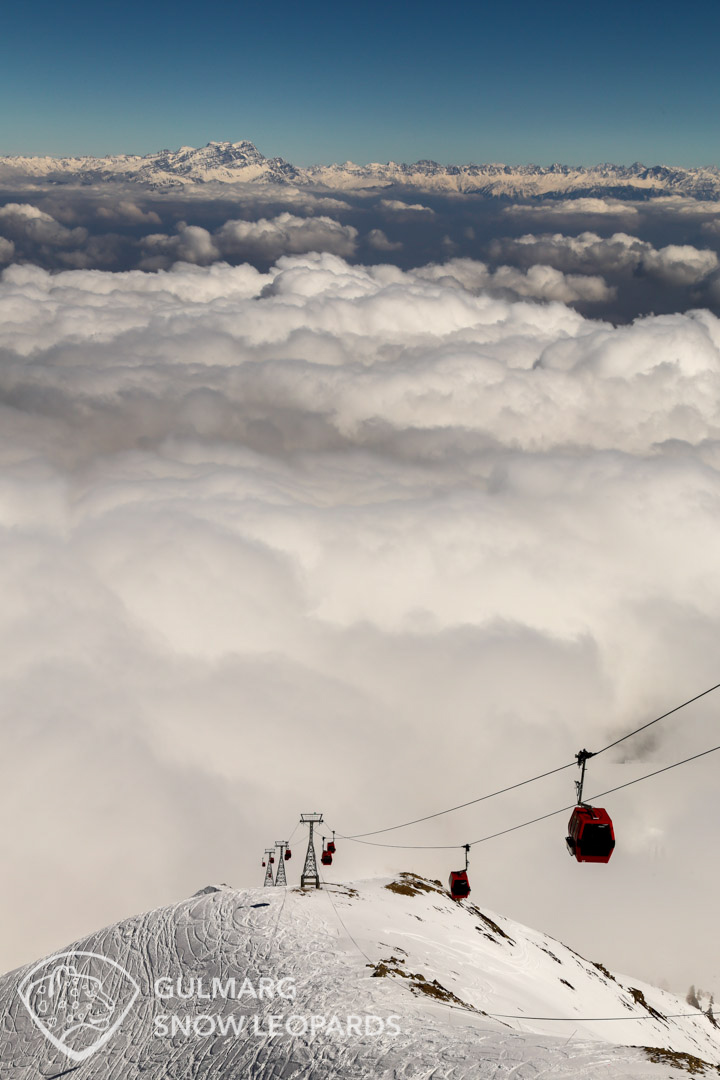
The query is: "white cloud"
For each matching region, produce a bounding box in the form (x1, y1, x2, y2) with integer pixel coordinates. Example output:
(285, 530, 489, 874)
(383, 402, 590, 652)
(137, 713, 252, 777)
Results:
(702, 219, 720, 236)
(139, 213, 358, 268)
(417, 256, 614, 304)
(1, 252, 720, 997)
(494, 263, 614, 302)
(0, 236, 14, 263)
(366, 228, 403, 251)
(505, 197, 640, 217)
(215, 212, 357, 260)
(141, 222, 220, 266)
(492, 231, 719, 285)
(0, 202, 88, 248)
(642, 243, 719, 285)
(639, 195, 720, 216)
(96, 200, 162, 225)
(380, 198, 435, 214)
(175, 183, 353, 214)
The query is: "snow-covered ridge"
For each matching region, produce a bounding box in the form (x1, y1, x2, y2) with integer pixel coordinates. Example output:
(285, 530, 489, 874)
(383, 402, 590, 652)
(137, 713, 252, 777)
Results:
(0, 873, 718, 1078)
(0, 140, 302, 188)
(2, 140, 720, 197)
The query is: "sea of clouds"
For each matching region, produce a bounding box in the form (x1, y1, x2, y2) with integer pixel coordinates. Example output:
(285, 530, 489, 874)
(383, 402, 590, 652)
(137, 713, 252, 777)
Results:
(3, 185, 720, 321)
(2, 200, 720, 995)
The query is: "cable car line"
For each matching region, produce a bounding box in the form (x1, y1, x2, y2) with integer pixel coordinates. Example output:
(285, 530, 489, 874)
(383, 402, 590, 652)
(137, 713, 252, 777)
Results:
(591, 679, 720, 759)
(467, 740, 720, 847)
(429, 994, 706, 1022)
(343, 761, 576, 840)
(483, 1010, 704, 1021)
(576, 741, 720, 811)
(339, 679, 720, 843)
(287, 822, 300, 844)
(267, 682, 720, 898)
(337, 835, 461, 850)
(264, 886, 289, 961)
(320, 874, 373, 964)
(391, 974, 705, 1023)
(335, 739, 720, 851)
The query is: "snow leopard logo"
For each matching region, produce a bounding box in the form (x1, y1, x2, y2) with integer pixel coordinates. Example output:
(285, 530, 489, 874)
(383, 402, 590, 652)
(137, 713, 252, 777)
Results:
(18, 951, 140, 1062)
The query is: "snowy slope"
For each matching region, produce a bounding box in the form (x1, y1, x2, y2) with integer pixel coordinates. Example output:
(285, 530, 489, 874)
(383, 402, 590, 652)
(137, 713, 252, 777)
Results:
(2, 140, 720, 198)
(0, 141, 301, 188)
(0, 873, 718, 1078)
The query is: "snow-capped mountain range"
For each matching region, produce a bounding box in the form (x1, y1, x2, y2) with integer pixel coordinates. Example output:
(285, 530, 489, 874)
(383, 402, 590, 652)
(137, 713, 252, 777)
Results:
(1, 873, 718, 1078)
(2, 140, 720, 198)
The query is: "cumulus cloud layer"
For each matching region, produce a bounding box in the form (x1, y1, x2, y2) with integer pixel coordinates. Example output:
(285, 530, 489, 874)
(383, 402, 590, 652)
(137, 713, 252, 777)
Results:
(0, 202, 88, 251)
(0, 200, 362, 271)
(491, 231, 719, 287)
(380, 198, 435, 214)
(417, 257, 614, 303)
(505, 197, 641, 218)
(4, 186, 720, 325)
(140, 212, 359, 268)
(1, 253, 720, 996)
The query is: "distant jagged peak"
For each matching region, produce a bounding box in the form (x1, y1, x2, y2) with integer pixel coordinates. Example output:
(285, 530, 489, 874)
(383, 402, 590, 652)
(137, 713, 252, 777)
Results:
(1, 141, 720, 198)
(208, 139, 264, 152)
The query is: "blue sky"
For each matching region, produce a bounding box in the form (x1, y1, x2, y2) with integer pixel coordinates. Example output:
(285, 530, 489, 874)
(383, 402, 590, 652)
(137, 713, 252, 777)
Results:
(3, 0, 719, 165)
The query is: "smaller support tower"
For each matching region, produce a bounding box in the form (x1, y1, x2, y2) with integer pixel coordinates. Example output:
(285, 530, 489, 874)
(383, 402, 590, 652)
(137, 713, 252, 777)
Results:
(263, 849, 275, 887)
(300, 812, 323, 889)
(275, 841, 288, 886)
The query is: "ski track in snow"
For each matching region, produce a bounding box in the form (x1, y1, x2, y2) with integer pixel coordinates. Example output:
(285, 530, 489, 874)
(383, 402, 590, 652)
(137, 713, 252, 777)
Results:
(0, 875, 716, 1078)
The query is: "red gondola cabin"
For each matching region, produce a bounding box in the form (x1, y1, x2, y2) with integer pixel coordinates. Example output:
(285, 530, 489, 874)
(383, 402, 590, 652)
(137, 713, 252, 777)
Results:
(566, 805, 615, 863)
(285, 848, 292, 860)
(321, 850, 333, 866)
(448, 870, 471, 899)
(327, 840, 336, 854)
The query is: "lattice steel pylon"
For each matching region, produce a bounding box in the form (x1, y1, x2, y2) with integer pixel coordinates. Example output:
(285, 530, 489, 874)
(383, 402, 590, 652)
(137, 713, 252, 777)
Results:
(300, 813, 323, 888)
(263, 849, 275, 887)
(274, 841, 288, 887)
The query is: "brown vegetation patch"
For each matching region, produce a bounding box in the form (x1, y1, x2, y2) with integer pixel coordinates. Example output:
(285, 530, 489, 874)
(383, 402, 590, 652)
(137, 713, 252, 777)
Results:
(369, 957, 406, 979)
(628, 986, 667, 1022)
(591, 961, 617, 982)
(642, 1047, 720, 1075)
(464, 902, 515, 944)
(384, 873, 445, 897)
(368, 956, 484, 1013)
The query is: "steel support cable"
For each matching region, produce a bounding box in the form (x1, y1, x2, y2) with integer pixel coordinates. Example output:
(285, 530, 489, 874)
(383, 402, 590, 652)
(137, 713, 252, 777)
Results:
(485, 1010, 705, 1020)
(391, 961, 706, 1024)
(320, 876, 373, 964)
(592, 680, 720, 759)
(467, 741, 720, 848)
(337, 680, 720, 845)
(340, 835, 463, 850)
(285, 821, 300, 847)
(419, 991, 707, 1022)
(264, 886, 288, 961)
(342, 761, 576, 840)
(336, 741, 720, 850)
